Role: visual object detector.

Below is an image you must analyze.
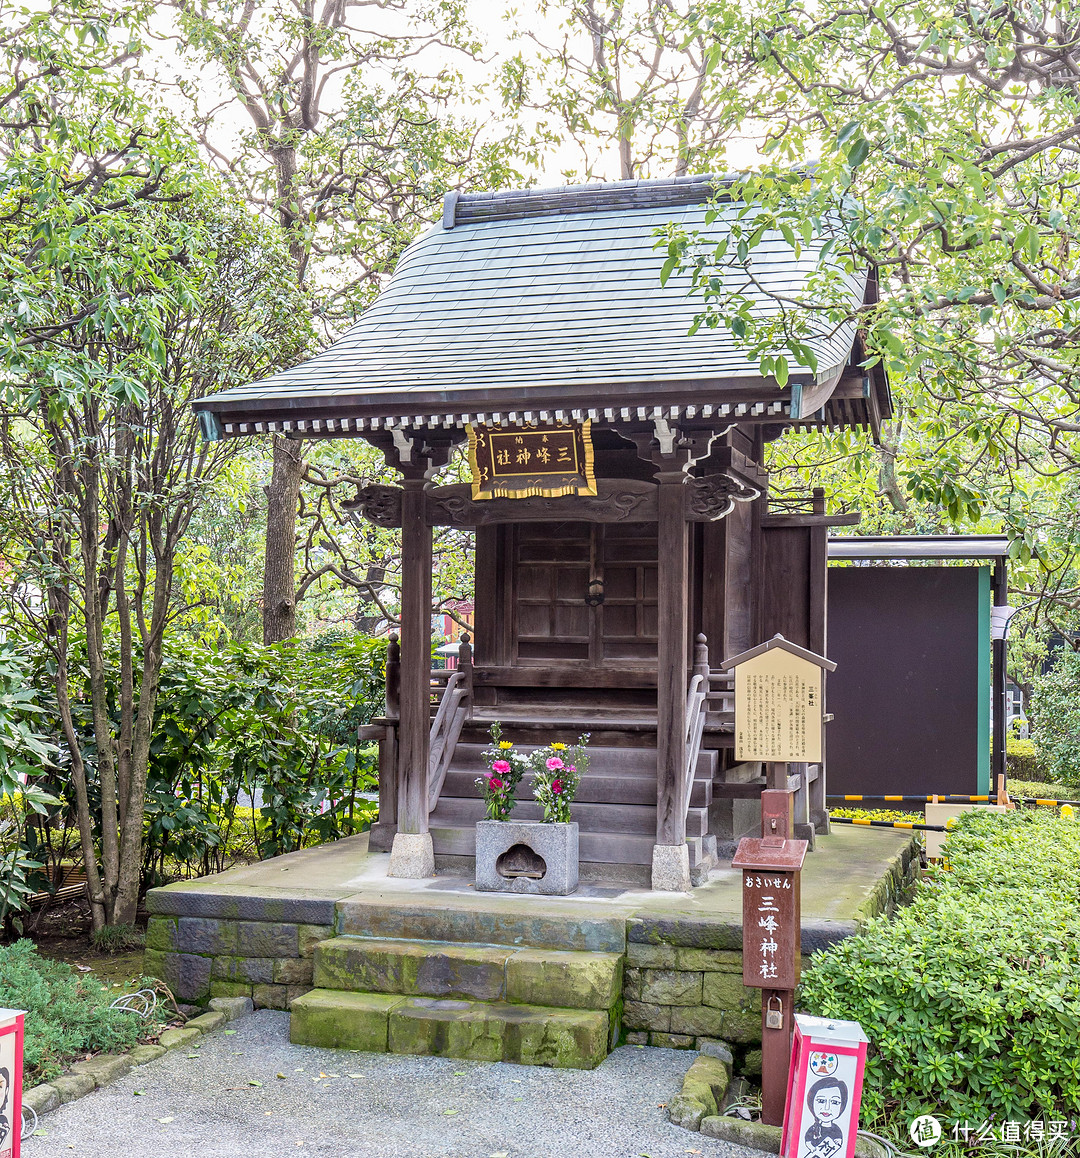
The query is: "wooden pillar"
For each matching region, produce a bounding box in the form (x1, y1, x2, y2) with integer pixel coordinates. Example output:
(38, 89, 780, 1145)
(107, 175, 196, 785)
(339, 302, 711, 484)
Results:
(653, 470, 691, 891)
(388, 476, 434, 877)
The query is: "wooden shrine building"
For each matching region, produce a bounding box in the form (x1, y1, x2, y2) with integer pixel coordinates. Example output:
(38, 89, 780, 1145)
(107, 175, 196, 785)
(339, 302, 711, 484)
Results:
(194, 175, 890, 891)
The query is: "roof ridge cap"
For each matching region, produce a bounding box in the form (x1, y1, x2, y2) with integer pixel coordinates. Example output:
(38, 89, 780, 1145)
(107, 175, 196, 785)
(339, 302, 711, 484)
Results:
(443, 172, 739, 229)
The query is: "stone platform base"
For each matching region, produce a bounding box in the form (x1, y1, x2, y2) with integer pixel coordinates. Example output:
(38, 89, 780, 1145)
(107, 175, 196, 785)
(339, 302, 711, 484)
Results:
(144, 827, 919, 1069)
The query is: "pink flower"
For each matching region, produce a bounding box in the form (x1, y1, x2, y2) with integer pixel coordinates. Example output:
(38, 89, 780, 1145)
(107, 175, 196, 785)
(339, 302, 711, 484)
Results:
(551, 779, 563, 794)
(488, 776, 504, 790)
(492, 760, 511, 774)
(567, 765, 576, 773)
(546, 756, 564, 770)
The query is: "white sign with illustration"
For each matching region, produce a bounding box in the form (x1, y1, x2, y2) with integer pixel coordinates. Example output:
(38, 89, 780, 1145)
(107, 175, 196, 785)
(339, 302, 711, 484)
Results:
(0, 1009, 25, 1158)
(782, 1014, 869, 1158)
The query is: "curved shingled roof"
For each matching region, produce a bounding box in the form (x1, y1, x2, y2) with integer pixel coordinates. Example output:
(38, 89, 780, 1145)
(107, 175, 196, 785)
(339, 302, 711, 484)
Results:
(193, 174, 889, 439)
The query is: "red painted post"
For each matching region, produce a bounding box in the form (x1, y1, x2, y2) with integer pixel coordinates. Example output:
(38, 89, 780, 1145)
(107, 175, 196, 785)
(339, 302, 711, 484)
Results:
(732, 836, 808, 1127)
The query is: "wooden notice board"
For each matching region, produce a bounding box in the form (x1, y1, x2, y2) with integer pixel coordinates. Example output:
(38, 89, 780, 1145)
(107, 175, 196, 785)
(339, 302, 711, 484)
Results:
(734, 648, 823, 763)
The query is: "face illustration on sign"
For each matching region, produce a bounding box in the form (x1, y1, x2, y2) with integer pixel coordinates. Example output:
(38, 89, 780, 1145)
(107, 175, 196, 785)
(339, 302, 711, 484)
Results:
(801, 1076, 848, 1158)
(0, 1063, 11, 1157)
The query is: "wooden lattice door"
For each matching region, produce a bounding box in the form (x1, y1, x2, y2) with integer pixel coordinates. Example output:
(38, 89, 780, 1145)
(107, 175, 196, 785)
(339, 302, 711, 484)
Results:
(511, 522, 658, 668)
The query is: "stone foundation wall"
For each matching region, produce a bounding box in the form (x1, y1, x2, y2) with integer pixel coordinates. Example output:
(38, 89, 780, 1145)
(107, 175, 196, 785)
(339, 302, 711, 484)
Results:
(621, 834, 920, 1066)
(144, 888, 338, 1010)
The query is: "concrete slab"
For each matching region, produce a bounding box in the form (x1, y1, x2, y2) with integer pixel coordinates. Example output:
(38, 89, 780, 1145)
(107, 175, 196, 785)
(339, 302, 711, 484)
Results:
(148, 826, 915, 947)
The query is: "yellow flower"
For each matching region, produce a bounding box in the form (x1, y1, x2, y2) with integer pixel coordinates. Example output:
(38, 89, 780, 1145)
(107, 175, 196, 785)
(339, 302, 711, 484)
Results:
(550, 743, 567, 750)
(499, 741, 514, 749)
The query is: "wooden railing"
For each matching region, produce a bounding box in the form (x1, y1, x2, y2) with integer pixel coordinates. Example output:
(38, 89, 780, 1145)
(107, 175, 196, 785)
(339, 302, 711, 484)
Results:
(426, 633, 473, 810)
(683, 634, 710, 822)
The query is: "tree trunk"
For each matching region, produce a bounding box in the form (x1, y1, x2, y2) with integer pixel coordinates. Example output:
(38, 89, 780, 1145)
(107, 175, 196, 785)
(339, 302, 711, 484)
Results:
(263, 435, 304, 643)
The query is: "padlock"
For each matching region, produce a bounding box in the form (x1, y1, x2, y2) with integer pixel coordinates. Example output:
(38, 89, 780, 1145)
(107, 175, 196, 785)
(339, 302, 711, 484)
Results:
(765, 995, 784, 1030)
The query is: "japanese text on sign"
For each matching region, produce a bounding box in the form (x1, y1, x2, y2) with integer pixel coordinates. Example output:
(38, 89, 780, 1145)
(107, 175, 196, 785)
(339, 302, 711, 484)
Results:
(467, 421, 597, 501)
(734, 649, 823, 763)
(741, 872, 799, 990)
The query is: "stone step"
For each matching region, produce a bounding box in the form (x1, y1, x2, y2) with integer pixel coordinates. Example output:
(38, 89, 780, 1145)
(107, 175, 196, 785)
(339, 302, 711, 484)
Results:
(336, 891, 626, 952)
(290, 989, 610, 1069)
(313, 936, 622, 1010)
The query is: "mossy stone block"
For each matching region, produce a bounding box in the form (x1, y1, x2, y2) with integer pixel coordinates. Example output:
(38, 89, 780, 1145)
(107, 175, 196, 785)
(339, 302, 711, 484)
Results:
(51, 1073, 95, 1103)
(670, 1004, 726, 1038)
(626, 943, 679, 969)
(701, 1115, 782, 1153)
(128, 1045, 168, 1066)
(622, 1000, 671, 1032)
(178, 917, 237, 956)
(159, 1026, 203, 1051)
(212, 955, 274, 984)
(505, 949, 622, 1011)
(388, 997, 608, 1069)
(209, 995, 254, 1021)
(23, 1083, 60, 1115)
(315, 937, 512, 1001)
(70, 1054, 132, 1086)
(290, 989, 405, 1051)
(676, 948, 743, 972)
(298, 924, 333, 959)
(185, 1011, 226, 1034)
(741, 1048, 763, 1077)
(145, 917, 178, 953)
(684, 1054, 731, 1109)
(237, 921, 298, 958)
(703, 972, 760, 1013)
(722, 1012, 762, 1045)
(649, 1032, 695, 1049)
(273, 957, 314, 986)
(667, 1094, 707, 1131)
(640, 969, 703, 1007)
(210, 982, 253, 1000)
(252, 983, 289, 1010)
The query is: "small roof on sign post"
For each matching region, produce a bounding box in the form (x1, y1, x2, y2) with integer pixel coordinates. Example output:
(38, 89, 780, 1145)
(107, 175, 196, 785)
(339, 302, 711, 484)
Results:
(719, 633, 836, 673)
(732, 836, 808, 872)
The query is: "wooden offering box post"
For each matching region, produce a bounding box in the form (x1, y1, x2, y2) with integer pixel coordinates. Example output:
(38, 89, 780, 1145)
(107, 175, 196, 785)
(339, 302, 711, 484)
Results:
(732, 836, 808, 1128)
(721, 634, 835, 841)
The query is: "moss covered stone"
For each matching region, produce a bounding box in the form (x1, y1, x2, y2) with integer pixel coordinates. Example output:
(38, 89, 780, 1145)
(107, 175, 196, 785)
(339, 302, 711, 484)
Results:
(290, 989, 405, 1051)
(504, 949, 622, 1011)
(701, 1115, 782, 1153)
(315, 937, 513, 1001)
(388, 997, 608, 1069)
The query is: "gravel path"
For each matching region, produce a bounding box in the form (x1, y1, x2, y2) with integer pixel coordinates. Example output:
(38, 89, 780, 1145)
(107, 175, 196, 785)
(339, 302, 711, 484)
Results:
(23, 1011, 759, 1158)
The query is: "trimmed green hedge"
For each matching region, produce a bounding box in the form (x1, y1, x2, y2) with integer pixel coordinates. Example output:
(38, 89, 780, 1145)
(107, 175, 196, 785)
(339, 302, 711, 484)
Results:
(800, 809, 1080, 1125)
(0, 940, 155, 1085)
(1006, 736, 1038, 782)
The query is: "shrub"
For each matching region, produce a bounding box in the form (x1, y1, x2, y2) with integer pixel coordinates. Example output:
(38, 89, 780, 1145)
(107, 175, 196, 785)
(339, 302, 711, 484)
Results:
(1030, 648, 1080, 791)
(800, 808, 1080, 1127)
(0, 940, 156, 1085)
(1008, 779, 1073, 802)
(1006, 736, 1038, 782)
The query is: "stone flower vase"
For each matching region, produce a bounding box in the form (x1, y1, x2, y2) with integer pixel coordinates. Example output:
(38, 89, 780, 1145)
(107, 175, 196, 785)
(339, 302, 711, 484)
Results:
(474, 819, 579, 896)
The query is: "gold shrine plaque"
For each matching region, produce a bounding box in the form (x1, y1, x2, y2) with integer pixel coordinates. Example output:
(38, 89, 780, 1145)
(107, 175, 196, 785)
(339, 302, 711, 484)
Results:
(734, 648, 823, 763)
(467, 421, 597, 501)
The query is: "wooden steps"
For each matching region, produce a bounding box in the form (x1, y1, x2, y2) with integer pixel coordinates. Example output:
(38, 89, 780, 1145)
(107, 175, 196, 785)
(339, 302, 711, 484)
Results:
(429, 739, 717, 869)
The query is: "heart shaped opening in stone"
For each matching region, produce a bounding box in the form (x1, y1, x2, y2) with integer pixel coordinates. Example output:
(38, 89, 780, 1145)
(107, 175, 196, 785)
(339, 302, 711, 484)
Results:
(495, 843, 547, 880)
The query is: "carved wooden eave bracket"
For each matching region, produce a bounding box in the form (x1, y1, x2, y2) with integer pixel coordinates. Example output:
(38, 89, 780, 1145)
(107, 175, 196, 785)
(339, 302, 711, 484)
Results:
(686, 471, 761, 521)
(345, 471, 762, 529)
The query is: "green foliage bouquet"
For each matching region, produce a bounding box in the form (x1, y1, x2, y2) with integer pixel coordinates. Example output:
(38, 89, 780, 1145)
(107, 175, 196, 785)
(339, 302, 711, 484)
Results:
(476, 723, 528, 821)
(529, 735, 589, 824)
